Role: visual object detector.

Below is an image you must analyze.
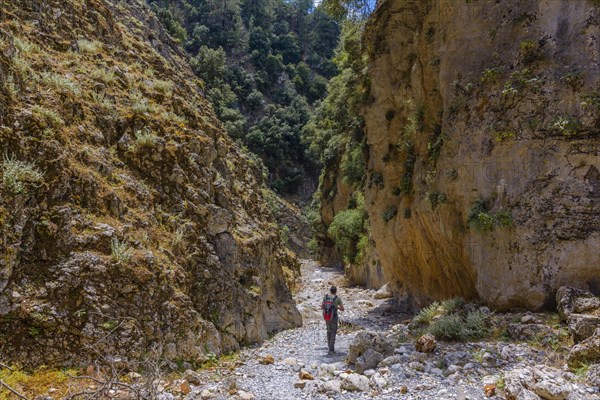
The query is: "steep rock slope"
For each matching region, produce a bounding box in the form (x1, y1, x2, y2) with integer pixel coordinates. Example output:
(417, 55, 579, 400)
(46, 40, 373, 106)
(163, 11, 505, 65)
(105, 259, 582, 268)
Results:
(0, 0, 300, 367)
(363, 0, 599, 309)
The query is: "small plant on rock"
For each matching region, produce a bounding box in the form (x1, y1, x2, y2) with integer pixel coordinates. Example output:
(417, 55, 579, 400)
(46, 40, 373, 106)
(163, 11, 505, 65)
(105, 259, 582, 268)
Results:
(129, 129, 158, 151)
(77, 39, 102, 54)
(519, 39, 542, 64)
(382, 206, 397, 222)
(111, 238, 133, 264)
(561, 71, 585, 91)
(1, 154, 44, 194)
(551, 116, 581, 136)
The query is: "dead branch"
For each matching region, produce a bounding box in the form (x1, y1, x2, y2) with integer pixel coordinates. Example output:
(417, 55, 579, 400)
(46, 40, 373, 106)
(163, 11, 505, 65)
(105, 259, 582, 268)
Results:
(0, 378, 30, 400)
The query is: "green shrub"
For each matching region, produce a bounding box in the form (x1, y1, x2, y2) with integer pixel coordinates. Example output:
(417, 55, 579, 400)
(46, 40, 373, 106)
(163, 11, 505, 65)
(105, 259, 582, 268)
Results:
(91, 68, 116, 84)
(152, 79, 174, 96)
(427, 191, 447, 210)
(32, 105, 64, 127)
(111, 238, 133, 264)
(519, 39, 542, 63)
(467, 199, 494, 231)
(341, 145, 365, 185)
(561, 71, 585, 91)
(429, 310, 489, 341)
(1, 154, 44, 194)
(495, 211, 514, 227)
(414, 298, 463, 325)
(468, 200, 513, 231)
(129, 129, 158, 151)
(77, 39, 102, 54)
(37, 72, 80, 95)
(382, 206, 397, 222)
(14, 37, 40, 53)
(480, 67, 501, 84)
(427, 125, 444, 165)
(552, 116, 581, 136)
(327, 194, 367, 264)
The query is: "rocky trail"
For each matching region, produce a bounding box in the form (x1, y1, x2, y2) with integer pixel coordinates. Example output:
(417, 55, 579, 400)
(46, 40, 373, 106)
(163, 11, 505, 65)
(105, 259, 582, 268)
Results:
(178, 261, 600, 400)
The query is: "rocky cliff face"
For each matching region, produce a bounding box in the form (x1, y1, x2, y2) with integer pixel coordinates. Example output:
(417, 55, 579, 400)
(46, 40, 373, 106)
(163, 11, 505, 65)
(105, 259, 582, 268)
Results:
(362, 0, 599, 310)
(0, 0, 300, 367)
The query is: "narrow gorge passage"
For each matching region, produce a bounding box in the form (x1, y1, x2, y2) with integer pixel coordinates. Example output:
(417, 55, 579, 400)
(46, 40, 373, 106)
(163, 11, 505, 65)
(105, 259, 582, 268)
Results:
(189, 259, 600, 400)
(192, 259, 409, 399)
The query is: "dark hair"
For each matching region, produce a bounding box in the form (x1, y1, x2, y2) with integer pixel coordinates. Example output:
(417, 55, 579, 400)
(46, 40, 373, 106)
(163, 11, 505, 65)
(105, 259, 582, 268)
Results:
(330, 286, 337, 294)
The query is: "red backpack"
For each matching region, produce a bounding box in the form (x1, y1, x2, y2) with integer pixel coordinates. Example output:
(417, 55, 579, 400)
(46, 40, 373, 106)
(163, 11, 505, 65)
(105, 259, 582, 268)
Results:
(322, 295, 337, 321)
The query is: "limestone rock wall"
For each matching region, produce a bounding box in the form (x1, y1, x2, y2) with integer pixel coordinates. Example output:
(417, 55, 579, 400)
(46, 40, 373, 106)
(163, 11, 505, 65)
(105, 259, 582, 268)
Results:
(363, 0, 600, 309)
(0, 0, 300, 367)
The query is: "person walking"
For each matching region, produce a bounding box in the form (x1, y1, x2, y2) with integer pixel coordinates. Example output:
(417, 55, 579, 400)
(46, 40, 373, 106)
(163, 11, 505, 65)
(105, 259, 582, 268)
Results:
(321, 285, 344, 355)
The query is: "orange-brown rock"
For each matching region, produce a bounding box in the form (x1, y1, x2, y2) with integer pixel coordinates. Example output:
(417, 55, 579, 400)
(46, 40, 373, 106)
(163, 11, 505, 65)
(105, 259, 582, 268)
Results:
(362, 0, 600, 310)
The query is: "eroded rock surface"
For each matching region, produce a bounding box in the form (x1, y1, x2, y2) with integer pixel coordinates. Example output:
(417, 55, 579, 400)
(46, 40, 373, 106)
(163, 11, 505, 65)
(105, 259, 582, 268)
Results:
(0, 0, 300, 367)
(361, 0, 600, 309)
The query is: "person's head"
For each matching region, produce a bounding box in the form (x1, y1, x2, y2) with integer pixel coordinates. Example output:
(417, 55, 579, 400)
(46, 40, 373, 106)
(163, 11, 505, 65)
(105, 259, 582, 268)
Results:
(330, 286, 337, 295)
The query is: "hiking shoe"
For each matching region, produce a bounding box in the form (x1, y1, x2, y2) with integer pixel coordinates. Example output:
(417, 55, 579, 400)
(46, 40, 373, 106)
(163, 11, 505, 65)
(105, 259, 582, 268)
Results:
(327, 350, 335, 355)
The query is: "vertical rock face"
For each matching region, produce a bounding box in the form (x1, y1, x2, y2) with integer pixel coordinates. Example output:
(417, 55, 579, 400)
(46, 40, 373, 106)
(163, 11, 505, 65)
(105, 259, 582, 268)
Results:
(364, 0, 600, 310)
(0, 0, 300, 367)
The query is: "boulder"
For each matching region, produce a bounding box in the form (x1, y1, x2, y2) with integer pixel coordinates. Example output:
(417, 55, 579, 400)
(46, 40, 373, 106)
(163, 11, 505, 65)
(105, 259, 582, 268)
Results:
(568, 328, 600, 368)
(566, 314, 600, 343)
(507, 323, 553, 341)
(531, 368, 572, 400)
(258, 354, 274, 365)
(347, 331, 392, 365)
(556, 287, 600, 322)
(586, 364, 600, 387)
(415, 333, 436, 353)
(373, 283, 393, 299)
(318, 380, 342, 394)
(379, 355, 403, 367)
(505, 366, 575, 400)
(355, 348, 384, 373)
(298, 369, 314, 380)
(180, 380, 191, 395)
(341, 373, 370, 392)
(293, 381, 306, 389)
(370, 372, 387, 389)
(184, 369, 202, 385)
(443, 351, 471, 367)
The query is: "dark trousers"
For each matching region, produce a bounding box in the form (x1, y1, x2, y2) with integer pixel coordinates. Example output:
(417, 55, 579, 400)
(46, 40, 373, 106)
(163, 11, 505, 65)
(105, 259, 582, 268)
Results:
(326, 315, 338, 352)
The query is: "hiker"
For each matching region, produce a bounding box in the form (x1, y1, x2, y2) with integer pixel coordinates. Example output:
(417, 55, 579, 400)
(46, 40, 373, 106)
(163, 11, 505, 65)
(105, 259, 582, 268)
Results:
(321, 285, 344, 355)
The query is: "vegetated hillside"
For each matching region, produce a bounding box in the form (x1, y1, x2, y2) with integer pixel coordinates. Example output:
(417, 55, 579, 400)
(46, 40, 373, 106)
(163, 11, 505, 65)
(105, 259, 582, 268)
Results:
(315, 0, 600, 310)
(0, 0, 300, 368)
(148, 0, 341, 196)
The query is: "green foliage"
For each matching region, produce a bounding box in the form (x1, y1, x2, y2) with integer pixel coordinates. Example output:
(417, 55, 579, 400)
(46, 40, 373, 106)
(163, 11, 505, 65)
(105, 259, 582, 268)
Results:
(413, 298, 463, 325)
(101, 320, 119, 331)
(1, 154, 44, 194)
(149, 0, 342, 192)
(428, 310, 489, 341)
(427, 125, 444, 165)
(77, 39, 102, 54)
(519, 39, 542, 63)
(341, 144, 365, 185)
(129, 129, 159, 152)
(111, 238, 133, 264)
(427, 191, 447, 210)
(382, 206, 397, 223)
(561, 71, 585, 91)
(551, 116, 581, 136)
(480, 67, 501, 84)
(468, 199, 514, 231)
(468, 200, 495, 231)
(37, 72, 80, 95)
(327, 193, 367, 264)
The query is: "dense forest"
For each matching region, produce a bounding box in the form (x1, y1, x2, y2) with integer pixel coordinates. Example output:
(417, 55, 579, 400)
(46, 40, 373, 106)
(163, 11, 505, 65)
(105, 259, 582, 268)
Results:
(148, 0, 343, 194)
